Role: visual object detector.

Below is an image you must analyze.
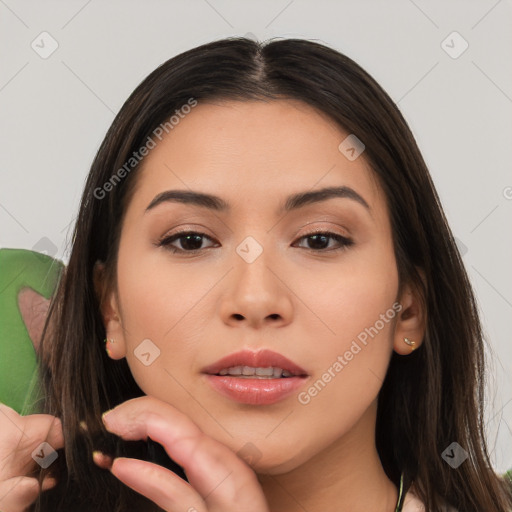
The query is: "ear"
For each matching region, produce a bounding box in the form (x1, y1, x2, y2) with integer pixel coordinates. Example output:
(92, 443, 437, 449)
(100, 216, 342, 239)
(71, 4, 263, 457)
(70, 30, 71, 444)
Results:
(93, 261, 127, 360)
(18, 287, 51, 353)
(393, 274, 427, 355)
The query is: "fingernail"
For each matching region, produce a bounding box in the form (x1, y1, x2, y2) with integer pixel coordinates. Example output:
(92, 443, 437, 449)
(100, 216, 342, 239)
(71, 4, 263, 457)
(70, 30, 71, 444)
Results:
(79, 420, 88, 431)
(92, 450, 113, 470)
(101, 410, 113, 423)
(41, 476, 58, 491)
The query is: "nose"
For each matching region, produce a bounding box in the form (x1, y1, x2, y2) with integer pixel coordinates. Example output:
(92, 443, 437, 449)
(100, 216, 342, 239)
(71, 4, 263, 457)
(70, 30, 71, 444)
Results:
(218, 244, 293, 330)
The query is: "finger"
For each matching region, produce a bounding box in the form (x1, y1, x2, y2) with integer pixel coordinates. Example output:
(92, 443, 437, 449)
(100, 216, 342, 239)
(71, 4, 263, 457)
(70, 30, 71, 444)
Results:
(0, 476, 40, 512)
(102, 396, 268, 511)
(41, 475, 58, 492)
(93, 450, 206, 512)
(0, 404, 64, 480)
(0, 403, 64, 450)
(43, 417, 65, 451)
(110, 457, 206, 512)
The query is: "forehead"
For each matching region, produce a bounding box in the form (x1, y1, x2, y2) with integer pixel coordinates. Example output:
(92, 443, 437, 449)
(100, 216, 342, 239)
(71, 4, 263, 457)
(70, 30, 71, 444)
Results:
(128, 99, 383, 215)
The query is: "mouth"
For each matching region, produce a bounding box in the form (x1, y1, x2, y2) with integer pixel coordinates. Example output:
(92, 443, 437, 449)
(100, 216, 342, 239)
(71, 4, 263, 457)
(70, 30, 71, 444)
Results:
(215, 366, 300, 378)
(201, 349, 309, 405)
(201, 348, 308, 377)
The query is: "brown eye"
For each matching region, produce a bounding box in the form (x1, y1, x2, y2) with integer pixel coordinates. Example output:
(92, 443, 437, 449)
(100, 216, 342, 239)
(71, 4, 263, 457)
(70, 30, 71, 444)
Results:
(158, 231, 217, 253)
(293, 231, 354, 252)
(156, 230, 354, 255)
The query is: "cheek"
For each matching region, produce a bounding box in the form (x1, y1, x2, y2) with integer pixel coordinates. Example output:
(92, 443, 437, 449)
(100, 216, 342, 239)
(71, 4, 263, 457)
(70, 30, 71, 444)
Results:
(291, 242, 399, 418)
(116, 232, 213, 342)
(114, 239, 213, 394)
(294, 240, 399, 348)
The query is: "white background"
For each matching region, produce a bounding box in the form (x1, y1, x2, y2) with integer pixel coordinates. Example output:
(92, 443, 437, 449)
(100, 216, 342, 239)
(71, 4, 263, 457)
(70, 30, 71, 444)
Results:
(1, 0, 511, 472)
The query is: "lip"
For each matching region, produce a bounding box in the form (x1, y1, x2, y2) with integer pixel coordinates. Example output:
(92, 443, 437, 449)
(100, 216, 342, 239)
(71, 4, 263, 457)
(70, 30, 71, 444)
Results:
(201, 349, 308, 376)
(204, 374, 307, 405)
(201, 349, 309, 405)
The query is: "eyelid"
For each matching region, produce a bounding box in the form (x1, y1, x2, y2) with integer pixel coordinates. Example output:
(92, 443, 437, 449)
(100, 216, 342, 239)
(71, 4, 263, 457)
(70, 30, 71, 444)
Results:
(296, 219, 353, 236)
(157, 224, 216, 241)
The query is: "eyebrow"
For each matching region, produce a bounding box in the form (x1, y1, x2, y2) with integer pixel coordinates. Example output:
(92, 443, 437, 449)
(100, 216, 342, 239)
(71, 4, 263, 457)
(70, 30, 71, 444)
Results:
(145, 186, 370, 214)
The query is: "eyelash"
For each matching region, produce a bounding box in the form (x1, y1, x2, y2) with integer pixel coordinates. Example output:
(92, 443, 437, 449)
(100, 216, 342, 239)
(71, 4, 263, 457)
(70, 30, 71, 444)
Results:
(156, 229, 354, 255)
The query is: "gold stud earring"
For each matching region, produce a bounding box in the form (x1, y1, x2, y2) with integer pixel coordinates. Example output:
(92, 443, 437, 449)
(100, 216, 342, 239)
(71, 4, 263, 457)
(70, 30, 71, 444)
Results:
(403, 337, 416, 352)
(104, 338, 115, 357)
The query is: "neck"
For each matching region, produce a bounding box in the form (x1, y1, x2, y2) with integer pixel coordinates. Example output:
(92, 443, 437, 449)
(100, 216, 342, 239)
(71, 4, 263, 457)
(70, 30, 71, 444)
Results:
(256, 400, 398, 512)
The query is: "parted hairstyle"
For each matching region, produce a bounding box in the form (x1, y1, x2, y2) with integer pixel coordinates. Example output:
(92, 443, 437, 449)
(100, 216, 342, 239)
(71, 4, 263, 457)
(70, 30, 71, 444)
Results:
(33, 36, 512, 511)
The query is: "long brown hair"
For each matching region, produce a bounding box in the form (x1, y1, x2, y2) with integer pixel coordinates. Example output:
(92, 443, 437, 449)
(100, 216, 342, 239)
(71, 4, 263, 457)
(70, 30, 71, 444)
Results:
(34, 36, 512, 511)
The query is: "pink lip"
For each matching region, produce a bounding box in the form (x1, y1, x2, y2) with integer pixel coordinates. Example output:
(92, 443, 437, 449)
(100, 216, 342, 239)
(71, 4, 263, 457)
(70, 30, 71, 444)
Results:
(204, 375, 307, 405)
(201, 349, 309, 405)
(201, 349, 308, 376)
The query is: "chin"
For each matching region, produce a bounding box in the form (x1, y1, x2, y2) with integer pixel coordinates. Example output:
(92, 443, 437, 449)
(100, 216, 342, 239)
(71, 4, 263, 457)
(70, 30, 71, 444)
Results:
(239, 449, 310, 475)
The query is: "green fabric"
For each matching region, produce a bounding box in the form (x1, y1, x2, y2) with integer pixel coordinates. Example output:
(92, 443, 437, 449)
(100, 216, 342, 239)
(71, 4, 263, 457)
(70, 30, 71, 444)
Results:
(0, 248, 63, 415)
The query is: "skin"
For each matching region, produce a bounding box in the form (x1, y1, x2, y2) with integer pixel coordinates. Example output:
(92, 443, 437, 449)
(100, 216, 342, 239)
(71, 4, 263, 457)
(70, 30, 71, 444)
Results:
(94, 99, 426, 512)
(0, 100, 425, 512)
(0, 403, 63, 512)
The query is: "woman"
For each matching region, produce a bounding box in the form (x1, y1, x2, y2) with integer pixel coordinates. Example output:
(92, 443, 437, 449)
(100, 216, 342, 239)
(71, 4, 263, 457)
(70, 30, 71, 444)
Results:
(1, 36, 510, 512)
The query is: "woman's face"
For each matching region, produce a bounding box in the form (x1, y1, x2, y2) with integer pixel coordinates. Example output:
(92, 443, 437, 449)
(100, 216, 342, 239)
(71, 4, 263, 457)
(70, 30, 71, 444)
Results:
(101, 99, 413, 474)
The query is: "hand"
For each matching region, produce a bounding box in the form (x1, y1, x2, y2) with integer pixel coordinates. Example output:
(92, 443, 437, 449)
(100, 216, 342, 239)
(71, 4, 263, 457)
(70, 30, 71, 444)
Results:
(94, 395, 270, 512)
(0, 403, 64, 512)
